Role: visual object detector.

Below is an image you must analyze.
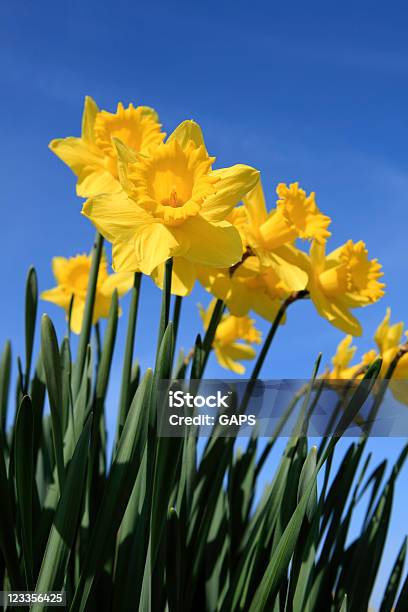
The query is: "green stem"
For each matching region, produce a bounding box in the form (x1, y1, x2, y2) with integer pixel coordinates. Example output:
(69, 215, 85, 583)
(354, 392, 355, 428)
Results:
(72, 232, 104, 395)
(240, 290, 308, 414)
(172, 295, 183, 352)
(156, 258, 173, 362)
(115, 272, 142, 447)
(199, 298, 225, 377)
(95, 322, 102, 364)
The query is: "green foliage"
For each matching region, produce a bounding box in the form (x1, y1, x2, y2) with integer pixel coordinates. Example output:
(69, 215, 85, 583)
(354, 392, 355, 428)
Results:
(0, 255, 407, 611)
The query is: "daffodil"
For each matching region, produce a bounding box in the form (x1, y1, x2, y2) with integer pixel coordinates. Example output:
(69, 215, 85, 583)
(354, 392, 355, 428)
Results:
(199, 300, 261, 374)
(241, 180, 331, 289)
(372, 309, 408, 404)
(325, 335, 376, 380)
(41, 253, 133, 333)
(50, 97, 165, 197)
(326, 309, 408, 404)
(288, 240, 384, 335)
(82, 120, 260, 289)
(197, 255, 287, 322)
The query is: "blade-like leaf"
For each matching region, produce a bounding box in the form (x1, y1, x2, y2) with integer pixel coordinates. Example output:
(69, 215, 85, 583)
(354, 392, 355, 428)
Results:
(32, 416, 92, 608)
(41, 314, 65, 490)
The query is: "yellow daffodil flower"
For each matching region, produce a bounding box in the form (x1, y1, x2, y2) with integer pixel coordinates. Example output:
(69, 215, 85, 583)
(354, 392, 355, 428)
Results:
(374, 307, 404, 356)
(326, 309, 408, 404)
(41, 253, 133, 334)
(241, 180, 331, 289)
(50, 96, 165, 197)
(197, 255, 287, 322)
(325, 335, 376, 380)
(287, 239, 384, 335)
(82, 120, 260, 286)
(199, 300, 261, 374)
(373, 309, 408, 404)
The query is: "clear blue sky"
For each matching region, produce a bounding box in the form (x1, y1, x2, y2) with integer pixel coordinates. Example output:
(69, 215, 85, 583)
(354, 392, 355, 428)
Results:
(1, 1, 408, 607)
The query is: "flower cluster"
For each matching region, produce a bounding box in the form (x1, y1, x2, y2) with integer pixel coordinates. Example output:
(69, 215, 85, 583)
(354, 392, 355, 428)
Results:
(45, 96, 386, 371)
(326, 308, 408, 404)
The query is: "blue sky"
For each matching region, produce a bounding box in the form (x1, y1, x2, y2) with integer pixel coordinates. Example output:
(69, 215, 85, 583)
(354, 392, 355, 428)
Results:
(1, 1, 408, 606)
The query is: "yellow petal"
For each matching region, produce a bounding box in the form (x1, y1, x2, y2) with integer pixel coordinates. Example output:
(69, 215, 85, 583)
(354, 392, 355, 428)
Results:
(79, 170, 120, 198)
(196, 266, 232, 302)
(51, 257, 69, 285)
(223, 342, 257, 361)
(152, 257, 196, 296)
(310, 241, 327, 275)
(70, 297, 85, 335)
(49, 136, 103, 178)
(92, 294, 113, 323)
(167, 120, 206, 151)
(178, 216, 242, 267)
(311, 286, 362, 336)
(81, 96, 99, 144)
(250, 292, 282, 323)
(226, 283, 252, 317)
(41, 287, 71, 310)
(100, 272, 134, 297)
(259, 251, 308, 291)
(390, 379, 408, 405)
(243, 179, 268, 227)
(214, 346, 245, 374)
(113, 224, 182, 275)
(374, 308, 404, 354)
(82, 191, 153, 243)
(201, 165, 260, 222)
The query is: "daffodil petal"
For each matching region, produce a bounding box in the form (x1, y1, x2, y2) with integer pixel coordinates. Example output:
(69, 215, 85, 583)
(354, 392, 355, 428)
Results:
(224, 342, 257, 361)
(100, 272, 134, 297)
(168, 120, 206, 151)
(243, 179, 268, 226)
(201, 165, 260, 222)
(49, 137, 104, 177)
(178, 216, 242, 267)
(51, 257, 69, 285)
(311, 286, 362, 336)
(41, 287, 71, 310)
(92, 294, 112, 323)
(81, 96, 99, 144)
(310, 241, 327, 275)
(82, 191, 153, 243)
(214, 346, 245, 374)
(152, 257, 196, 296)
(250, 293, 282, 323)
(259, 251, 308, 291)
(113, 224, 182, 275)
(329, 305, 363, 336)
(77, 170, 120, 198)
(70, 297, 86, 335)
(226, 283, 252, 317)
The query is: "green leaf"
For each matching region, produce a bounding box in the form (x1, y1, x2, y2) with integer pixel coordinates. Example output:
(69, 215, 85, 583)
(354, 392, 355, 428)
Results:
(25, 266, 38, 391)
(380, 537, 407, 612)
(156, 257, 173, 363)
(60, 337, 72, 434)
(40, 314, 65, 490)
(72, 231, 104, 396)
(32, 416, 92, 608)
(116, 274, 142, 447)
(166, 507, 183, 612)
(0, 431, 23, 589)
(0, 340, 12, 447)
(14, 395, 35, 589)
(395, 568, 408, 611)
(70, 369, 153, 612)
